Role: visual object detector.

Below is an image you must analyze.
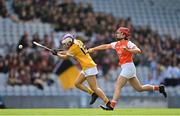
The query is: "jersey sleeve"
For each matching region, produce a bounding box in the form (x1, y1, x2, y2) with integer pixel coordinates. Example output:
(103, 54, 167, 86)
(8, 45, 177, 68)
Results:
(127, 41, 137, 49)
(110, 42, 117, 49)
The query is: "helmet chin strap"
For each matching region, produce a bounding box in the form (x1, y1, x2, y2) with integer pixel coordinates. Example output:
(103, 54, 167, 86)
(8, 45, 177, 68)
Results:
(66, 42, 74, 49)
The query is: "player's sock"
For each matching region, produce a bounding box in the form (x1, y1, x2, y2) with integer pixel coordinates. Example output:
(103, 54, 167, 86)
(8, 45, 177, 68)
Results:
(89, 93, 98, 105)
(105, 99, 110, 105)
(111, 100, 117, 108)
(87, 88, 94, 95)
(153, 85, 159, 91)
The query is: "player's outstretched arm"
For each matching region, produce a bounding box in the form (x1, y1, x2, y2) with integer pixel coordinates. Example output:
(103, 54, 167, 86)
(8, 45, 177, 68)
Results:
(123, 46, 142, 54)
(88, 44, 112, 53)
(57, 51, 73, 59)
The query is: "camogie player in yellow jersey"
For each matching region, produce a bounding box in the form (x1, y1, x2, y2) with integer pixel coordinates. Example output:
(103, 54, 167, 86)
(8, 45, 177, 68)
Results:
(52, 33, 113, 109)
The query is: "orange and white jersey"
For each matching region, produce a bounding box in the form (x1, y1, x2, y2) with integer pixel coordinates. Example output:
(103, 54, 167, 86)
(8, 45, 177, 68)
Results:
(110, 40, 137, 65)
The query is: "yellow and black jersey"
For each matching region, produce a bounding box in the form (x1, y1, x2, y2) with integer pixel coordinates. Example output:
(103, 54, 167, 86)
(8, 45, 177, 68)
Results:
(68, 39, 96, 70)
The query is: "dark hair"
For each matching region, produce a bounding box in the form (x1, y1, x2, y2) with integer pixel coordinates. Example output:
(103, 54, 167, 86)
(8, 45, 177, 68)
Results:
(124, 37, 128, 40)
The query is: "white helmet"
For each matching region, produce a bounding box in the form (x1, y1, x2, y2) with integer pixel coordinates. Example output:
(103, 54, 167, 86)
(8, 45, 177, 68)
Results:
(61, 33, 75, 48)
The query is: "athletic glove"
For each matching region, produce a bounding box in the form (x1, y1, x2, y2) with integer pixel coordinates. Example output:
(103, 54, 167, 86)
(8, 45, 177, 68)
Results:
(51, 49, 58, 55)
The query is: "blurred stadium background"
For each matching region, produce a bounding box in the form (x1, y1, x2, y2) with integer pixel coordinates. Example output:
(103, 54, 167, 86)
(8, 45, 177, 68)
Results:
(0, 0, 180, 109)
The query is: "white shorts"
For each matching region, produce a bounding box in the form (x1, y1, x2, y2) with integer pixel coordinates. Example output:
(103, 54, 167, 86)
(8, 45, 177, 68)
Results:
(82, 67, 99, 77)
(120, 62, 137, 79)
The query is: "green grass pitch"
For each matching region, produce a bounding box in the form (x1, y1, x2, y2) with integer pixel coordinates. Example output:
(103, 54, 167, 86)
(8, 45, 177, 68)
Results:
(0, 108, 180, 116)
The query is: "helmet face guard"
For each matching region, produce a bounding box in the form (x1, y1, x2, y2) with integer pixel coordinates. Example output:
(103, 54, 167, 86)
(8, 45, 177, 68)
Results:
(61, 33, 75, 49)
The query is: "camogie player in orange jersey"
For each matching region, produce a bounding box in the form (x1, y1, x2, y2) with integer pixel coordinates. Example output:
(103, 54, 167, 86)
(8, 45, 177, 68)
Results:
(52, 33, 113, 109)
(88, 27, 167, 110)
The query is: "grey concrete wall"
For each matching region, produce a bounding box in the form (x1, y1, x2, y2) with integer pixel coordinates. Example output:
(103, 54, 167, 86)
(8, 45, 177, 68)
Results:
(3, 95, 179, 108)
(3, 96, 82, 108)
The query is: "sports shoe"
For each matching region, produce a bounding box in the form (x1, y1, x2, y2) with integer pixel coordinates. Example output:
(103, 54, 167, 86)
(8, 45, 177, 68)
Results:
(100, 101, 114, 110)
(159, 85, 167, 98)
(89, 93, 98, 105)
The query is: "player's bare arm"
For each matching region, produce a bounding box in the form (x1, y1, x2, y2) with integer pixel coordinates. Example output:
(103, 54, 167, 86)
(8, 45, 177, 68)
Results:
(123, 46, 142, 54)
(89, 44, 112, 53)
(57, 51, 73, 59)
